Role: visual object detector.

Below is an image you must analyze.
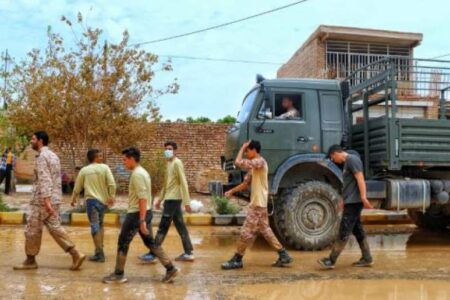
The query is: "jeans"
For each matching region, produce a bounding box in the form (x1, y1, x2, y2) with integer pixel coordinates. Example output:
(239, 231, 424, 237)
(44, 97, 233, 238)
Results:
(0, 164, 13, 194)
(155, 200, 193, 255)
(86, 199, 106, 235)
(337, 202, 366, 243)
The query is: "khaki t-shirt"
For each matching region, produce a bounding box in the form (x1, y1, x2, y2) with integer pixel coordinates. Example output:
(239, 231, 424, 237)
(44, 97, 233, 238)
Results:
(160, 157, 190, 205)
(72, 163, 116, 204)
(240, 156, 269, 207)
(128, 166, 152, 213)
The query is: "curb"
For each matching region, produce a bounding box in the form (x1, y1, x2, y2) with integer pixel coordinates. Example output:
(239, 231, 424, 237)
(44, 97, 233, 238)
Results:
(0, 211, 412, 226)
(188, 213, 212, 225)
(0, 211, 24, 225)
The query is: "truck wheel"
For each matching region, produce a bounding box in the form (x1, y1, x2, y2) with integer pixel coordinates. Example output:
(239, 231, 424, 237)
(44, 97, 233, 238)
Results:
(273, 181, 341, 250)
(407, 205, 450, 230)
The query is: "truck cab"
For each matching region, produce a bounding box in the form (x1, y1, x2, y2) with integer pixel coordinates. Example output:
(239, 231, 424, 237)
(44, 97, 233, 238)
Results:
(218, 58, 450, 250)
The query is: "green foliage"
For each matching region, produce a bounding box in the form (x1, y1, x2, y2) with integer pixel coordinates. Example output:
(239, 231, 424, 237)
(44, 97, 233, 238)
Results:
(186, 116, 212, 123)
(141, 150, 167, 194)
(0, 109, 29, 154)
(216, 115, 236, 124)
(0, 194, 18, 212)
(168, 115, 236, 124)
(213, 196, 240, 215)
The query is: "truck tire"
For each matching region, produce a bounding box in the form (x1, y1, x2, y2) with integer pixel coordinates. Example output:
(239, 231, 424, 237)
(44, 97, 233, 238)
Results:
(407, 205, 450, 230)
(273, 181, 341, 250)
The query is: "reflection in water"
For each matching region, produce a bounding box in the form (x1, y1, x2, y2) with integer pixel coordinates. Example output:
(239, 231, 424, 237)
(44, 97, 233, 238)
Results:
(227, 279, 450, 300)
(2, 226, 450, 299)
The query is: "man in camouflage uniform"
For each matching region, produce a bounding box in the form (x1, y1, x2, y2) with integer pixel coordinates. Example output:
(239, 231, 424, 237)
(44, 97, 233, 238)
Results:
(221, 140, 293, 270)
(275, 96, 300, 120)
(14, 131, 86, 271)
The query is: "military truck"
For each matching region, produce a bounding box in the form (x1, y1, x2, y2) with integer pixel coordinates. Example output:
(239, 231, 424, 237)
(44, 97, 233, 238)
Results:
(215, 57, 450, 250)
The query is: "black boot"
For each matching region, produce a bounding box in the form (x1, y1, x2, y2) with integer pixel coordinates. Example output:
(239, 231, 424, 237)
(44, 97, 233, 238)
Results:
(272, 248, 293, 267)
(352, 238, 373, 267)
(318, 240, 346, 270)
(221, 253, 243, 270)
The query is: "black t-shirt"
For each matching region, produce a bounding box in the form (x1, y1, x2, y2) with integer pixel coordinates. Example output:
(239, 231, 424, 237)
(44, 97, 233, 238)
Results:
(343, 154, 364, 204)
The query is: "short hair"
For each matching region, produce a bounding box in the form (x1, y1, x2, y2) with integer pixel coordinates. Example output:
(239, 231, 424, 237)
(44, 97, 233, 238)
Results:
(247, 140, 261, 153)
(327, 144, 345, 158)
(282, 96, 293, 102)
(87, 149, 100, 163)
(34, 131, 49, 146)
(75, 166, 82, 171)
(122, 147, 141, 162)
(164, 141, 178, 150)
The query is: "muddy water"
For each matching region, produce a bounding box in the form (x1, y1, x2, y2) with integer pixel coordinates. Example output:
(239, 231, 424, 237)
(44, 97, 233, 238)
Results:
(1, 225, 449, 299)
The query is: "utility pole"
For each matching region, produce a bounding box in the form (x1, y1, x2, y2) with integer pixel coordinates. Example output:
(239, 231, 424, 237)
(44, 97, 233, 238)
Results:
(2, 49, 11, 109)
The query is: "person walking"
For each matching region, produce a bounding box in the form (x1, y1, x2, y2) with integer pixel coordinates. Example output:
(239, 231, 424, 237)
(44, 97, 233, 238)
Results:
(221, 140, 293, 270)
(71, 149, 116, 262)
(13, 131, 86, 271)
(103, 147, 178, 284)
(318, 145, 374, 269)
(139, 141, 194, 263)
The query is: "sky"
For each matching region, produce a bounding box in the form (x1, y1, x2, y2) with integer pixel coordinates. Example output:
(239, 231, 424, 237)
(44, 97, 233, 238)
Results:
(1, 0, 450, 121)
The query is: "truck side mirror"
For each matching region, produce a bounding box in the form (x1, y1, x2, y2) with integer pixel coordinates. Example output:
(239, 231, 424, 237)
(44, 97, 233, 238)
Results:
(258, 110, 273, 119)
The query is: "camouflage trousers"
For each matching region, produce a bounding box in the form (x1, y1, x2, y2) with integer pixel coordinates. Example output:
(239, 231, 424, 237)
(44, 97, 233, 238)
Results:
(236, 206, 283, 255)
(25, 204, 75, 256)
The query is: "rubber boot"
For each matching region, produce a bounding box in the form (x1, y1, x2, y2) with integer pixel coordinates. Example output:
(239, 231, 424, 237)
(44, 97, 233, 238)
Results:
(318, 240, 346, 269)
(13, 255, 38, 270)
(272, 248, 293, 267)
(89, 229, 105, 262)
(103, 251, 128, 284)
(352, 238, 373, 267)
(221, 253, 243, 270)
(69, 247, 86, 271)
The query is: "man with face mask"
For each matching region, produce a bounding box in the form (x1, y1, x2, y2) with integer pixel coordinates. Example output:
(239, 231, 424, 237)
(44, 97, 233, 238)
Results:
(139, 141, 194, 263)
(13, 131, 86, 271)
(221, 140, 293, 270)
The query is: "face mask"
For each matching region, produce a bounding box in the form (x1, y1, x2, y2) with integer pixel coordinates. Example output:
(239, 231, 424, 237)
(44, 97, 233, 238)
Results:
(164, 150, 174, 158)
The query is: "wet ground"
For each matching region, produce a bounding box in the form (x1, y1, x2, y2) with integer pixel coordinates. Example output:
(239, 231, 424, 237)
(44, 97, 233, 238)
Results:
(1, 225, 450, 300)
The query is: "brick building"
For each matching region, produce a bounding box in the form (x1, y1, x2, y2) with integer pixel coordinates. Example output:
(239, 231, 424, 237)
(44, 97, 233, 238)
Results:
(277, 25, 441, 120)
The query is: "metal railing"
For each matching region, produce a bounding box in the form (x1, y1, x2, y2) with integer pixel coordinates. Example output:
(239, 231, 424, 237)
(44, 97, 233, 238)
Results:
(344, 57, 450, 102)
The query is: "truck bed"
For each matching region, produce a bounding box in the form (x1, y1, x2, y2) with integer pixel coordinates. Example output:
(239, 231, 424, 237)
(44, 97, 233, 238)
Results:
(352, 116, 450, 170)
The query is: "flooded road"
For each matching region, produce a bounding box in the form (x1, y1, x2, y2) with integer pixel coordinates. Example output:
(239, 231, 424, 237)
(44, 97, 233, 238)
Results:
(1, 224, 450, 299)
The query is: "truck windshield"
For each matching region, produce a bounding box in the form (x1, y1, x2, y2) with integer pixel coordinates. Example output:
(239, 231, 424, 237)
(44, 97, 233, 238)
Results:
(237, 88, 259, 123)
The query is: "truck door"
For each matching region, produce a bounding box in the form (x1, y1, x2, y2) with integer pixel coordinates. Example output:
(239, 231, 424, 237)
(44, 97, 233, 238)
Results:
(248, 88, 321, 169)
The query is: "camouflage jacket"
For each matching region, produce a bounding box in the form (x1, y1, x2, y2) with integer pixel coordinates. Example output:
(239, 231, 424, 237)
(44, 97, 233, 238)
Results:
(31, 147, 62, 205)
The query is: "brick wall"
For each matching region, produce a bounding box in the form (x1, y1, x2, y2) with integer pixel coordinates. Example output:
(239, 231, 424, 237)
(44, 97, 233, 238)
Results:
(277, 39, 326, 78)
(16, 123, 229, 193)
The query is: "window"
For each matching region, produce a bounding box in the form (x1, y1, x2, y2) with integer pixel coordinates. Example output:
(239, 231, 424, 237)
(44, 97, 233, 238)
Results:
(237, 88, 259, 123)
(274, 94, 303, 120)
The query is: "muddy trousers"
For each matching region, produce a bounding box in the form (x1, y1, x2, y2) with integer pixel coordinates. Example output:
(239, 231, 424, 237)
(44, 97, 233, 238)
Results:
(330, 202, 368, 263)
(25, 204, 75, 256)
(115, 210, 172, 275)
(236, 206, 283, 256)
(86, 199, 106, 254)
(155, 200, 193, 255)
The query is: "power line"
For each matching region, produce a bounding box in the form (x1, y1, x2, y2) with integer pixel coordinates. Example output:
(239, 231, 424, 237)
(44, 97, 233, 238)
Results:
(158, 54, 283, 65)
(430, 53, 450, 59)
(128, 0, 309, 46)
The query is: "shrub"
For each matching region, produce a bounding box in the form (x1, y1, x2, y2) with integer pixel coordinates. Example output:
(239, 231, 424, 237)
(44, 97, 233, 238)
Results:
(213, 196, 240, 215)
(0, 195, 18, 212)
(141, 150, 167, 195)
